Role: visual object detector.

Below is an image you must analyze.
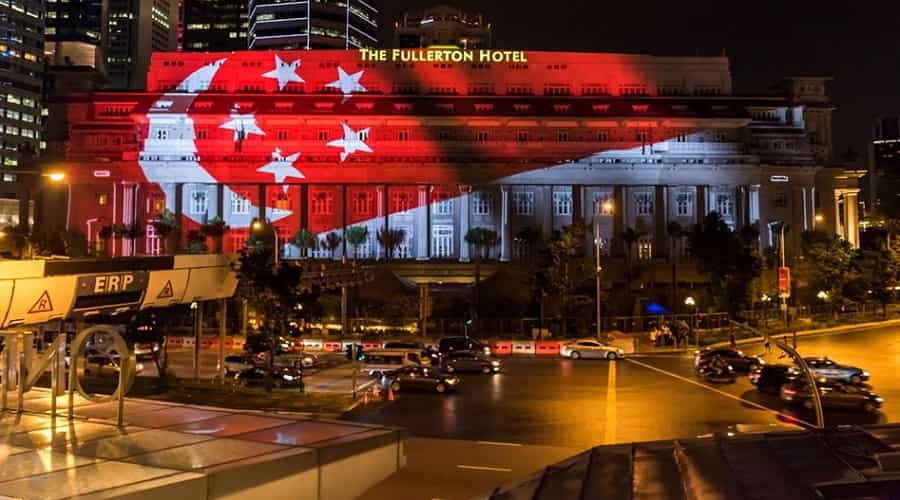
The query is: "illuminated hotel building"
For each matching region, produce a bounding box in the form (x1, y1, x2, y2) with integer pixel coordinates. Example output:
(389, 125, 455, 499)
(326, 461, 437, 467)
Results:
(57, 49, 862, 266)
(248, 0, 378, 50)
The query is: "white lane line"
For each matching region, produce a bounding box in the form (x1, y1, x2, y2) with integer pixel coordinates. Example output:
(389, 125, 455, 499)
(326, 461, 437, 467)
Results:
(476, 440, 524, 447)
(604, 360, 617, 444)
(457, 465, 513, 472)
(625, 358, 815, 429)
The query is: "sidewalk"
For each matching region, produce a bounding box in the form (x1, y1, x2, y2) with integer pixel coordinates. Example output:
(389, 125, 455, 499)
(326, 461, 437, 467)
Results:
(707, 318, 900, 349)
(303, 364, 377, 394)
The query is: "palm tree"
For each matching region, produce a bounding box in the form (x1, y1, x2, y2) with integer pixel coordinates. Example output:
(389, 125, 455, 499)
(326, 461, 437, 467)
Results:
(465, 227, 500, 320)
(345, 226, 369, 259)
(667, 221, 684, 310)
(291, 228, 317, 258)
(321, 232, 342, 259)
(376, 227, 406, 261)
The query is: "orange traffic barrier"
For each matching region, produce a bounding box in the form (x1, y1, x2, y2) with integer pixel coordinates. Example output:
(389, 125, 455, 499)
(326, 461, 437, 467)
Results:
(492, 340, 513, 356)
(362, 340, 383, 351)
(535, 341, 561, 355)
(292, 342, 305, 352)
(323, 341, 342, 352)
(167, 337, 183, 348)
(225, 338, 234, 349)
(232, 338, 244, 350)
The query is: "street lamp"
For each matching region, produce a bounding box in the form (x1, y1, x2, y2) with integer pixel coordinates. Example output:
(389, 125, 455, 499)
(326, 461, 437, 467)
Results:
(593, 200, 614, 339)
(814, 213, 824, 226)
(761, 293, 772, 327)
(816, 290, 828, 301)
(684, 296, 697, 346)
(252, 220, 280, 266)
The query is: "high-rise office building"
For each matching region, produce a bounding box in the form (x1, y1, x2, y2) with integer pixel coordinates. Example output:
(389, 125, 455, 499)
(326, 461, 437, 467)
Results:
(394, 5, 492, 49)
(868, 117, 900, 217)
(44, 0, 104, 69)
(105, 0, 178, 90)
(182, 0, 248, 52)
(248, 0, 378, 50)
(0, 0, 44, 229)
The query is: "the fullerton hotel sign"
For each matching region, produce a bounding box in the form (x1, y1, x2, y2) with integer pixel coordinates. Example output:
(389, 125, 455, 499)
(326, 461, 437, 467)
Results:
(359, 48, 529, 64)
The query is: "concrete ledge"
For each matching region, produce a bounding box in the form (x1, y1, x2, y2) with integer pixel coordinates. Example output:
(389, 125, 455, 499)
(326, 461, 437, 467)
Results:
(707, 318, 900, 349)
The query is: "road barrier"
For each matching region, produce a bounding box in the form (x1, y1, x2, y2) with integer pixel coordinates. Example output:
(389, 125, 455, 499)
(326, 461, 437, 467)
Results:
(491, 340, 513, 356)
(535, 341, 561, 356)
(232, 338, 244, 350)
(511, 340, 536, 355)
(302, 339, 324, 351)
(292, 342, 305, 352)
(225, 338, 234, 349)
(182, 337, 195, 347)
(323, 340, 343, 352)
(362, 340, 383, 351)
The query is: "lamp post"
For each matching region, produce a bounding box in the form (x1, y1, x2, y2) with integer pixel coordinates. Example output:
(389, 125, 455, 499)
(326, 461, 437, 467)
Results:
(684, 296, 697, 346)
(252, 220, 280, 266)
(593, 200, 613, 339)
(761, 293, 772, 328)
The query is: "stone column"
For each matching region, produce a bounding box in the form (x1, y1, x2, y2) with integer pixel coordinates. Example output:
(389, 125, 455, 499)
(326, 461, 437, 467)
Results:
(174, 183, 184, 252)
(810, 187, 817, 229)
(500, 185, 511, 262)
(834, 191, 844, 240)
(844, 189, 860, 248)
(541, 186, 553, 239)
(748, 185, 760, 225)
(459, 185, 471, 262)
(257, 184, 266, 222)
(376, 185, 386, 260)
(341, 184, 348, 258)
(613, 185, 625, 256)
(801, 187, 809, 231)
(734, 186, 745, 230)
(416, 185, 428, 260)
(655, 185, 667, 258)
(572, 184, 584, 225)
(695, 185, 706, 223)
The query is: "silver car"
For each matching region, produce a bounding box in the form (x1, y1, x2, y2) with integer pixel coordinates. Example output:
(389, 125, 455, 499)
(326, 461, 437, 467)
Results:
(561, 339, 624, 360)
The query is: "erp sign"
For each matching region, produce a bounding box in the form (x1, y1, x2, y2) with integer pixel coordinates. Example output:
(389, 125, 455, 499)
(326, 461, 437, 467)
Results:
(73, 271, 149, 314)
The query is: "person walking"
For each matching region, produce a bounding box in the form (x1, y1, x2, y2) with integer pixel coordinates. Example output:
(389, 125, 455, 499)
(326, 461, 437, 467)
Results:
(729, 333, 736, 348)
(764, 338, 771, 355)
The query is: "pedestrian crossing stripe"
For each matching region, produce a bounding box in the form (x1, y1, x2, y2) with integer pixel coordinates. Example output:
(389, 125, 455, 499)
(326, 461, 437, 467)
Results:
(28, 290, 53, 313)
(157, 280, 175, 299)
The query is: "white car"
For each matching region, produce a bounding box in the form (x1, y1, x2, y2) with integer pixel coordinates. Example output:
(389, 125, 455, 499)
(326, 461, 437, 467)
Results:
(561, 339, 624, 360)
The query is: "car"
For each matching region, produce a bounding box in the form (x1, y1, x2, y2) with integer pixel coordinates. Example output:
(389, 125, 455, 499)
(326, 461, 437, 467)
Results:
(234, 366, 303, 389)
(802, 357, 869, 385)
(780, 380, 882, 413)
(560, 339, 624, 360)
(389, 365, 460, 394)
(749, 364, 800, 393)
(384, 341, 441, 364)
(442, 351, 501, 374)
(224, 354, 256, 376)
(274, 353, 319, 369)
(243, 334, 294, 355)
(362, 349, 432, 375)
(438, 337, 491, 356)
(694, 348, 763, 373)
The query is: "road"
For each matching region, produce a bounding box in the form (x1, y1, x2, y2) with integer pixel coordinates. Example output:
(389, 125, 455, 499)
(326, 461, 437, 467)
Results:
(345, 324, 900, 499)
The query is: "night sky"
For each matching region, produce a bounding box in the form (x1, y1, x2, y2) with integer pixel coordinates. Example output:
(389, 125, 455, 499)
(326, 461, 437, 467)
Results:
(379, 1, 900, 164)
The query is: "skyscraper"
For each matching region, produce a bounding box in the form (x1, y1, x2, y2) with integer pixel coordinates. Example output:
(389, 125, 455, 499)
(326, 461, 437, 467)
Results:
(105, 0, 178, 89)
(44, 0, 104, 69)
(869, 117, 900, 217)
(182, 0, 248, 52)
(394, 5, 492, 49)
(248, 0, 378, 50)
(0, 0, 44, 228)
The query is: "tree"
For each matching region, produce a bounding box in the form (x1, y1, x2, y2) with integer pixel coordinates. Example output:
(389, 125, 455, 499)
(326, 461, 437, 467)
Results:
(98, 224, 115, 257)
(321, 232, 342, 259)
(152, 209, 179, 254)
(119, 222, 145, 255)
(849, 227, 900, 317)
(291, 228, 317, 258)
(200, 216, 228, 253)
(667, 221, 684, 309)
(184, 229, 208, 254)
(514, 226, 541, 262)
(687, 213, 761, 313)
(801, 230, 855, 314)
(464, 227, 499, 320)
(345, 226, 369, 259)
(619, 225, 647, 304)
(536, 222, 590, 337)
(377, 227, 406, 261)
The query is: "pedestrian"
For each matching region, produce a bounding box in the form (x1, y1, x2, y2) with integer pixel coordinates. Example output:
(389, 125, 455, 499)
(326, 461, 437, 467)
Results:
(729, 333, 736, 348)
(649, 327, 659, 347)
(764, 338, 771, 354)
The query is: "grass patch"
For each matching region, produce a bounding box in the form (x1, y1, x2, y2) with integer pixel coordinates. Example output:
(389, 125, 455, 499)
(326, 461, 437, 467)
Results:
(143, 379, 355, 414)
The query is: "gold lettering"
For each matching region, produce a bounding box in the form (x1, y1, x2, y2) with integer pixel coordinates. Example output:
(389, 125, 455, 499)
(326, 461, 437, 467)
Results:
(392, 49, 401, 61)
(94, 276, 106, 294)
(123, 274, 134, 288)
(108, 275, 120, 292)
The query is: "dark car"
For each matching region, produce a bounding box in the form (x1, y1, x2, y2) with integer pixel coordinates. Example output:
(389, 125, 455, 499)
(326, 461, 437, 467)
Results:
(443, 351, 501, 374)
(384, 341, 441, 364)
(694, 348, 764, 373)
(780, 380, 882, 412)
(803, 357, 869, 385)
(234, 366, 303, 389)
(390, 366, 460, 394)
(749, 364, 800, 393)
(438, 336, 491, 356)
(243, 334, 294, 355)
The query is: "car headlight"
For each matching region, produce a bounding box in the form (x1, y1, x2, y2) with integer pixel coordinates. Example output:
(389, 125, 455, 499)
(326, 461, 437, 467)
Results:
(758, 359, 765, 364)
(875, 397, 884, 402)
(446, 378, 458, 385)
(152, 345, 159, 352)
(283, 374, 295, 381)
(136, 363, 144, 372)
(863, 371, 870, 377)
(617, 349, 624, 354)
(491, 360, 500, 366)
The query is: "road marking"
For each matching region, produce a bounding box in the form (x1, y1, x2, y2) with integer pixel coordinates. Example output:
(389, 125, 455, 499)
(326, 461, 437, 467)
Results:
(476, 440, 523, 447)
(604, 360, 617, 444)
(457, 465, 513, 472)
(625, 358, 815, 429)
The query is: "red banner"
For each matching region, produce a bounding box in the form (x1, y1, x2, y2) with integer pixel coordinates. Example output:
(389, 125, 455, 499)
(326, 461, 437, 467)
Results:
(777, 267, 791, 294)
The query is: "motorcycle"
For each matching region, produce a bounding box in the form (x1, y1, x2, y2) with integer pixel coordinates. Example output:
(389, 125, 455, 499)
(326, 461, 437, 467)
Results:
(701, 363, 736, 384)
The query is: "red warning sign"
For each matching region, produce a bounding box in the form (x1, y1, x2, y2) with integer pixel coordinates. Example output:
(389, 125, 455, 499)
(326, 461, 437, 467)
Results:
(28, 290, 53, 313)
(157, 280, 175, 299)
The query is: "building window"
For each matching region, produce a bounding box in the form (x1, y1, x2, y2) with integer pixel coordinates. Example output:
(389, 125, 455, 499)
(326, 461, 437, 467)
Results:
(557, 131, 570, 142)
(477, 130, 489, 142)
(97, 193, 109, 206)
(716, 194, 734, 217)
(398, 130, 409, 141)
(636, 131, 649, 143)
(774, 192, 787, 208)
(597, 131, 609, 142)
(312, 192, 335, 215)
(190, 190, 208, 215)
(391, 192, 413, 212)
(432, 225, 454, 258)
(438, 130, 450, 141)
(513, 191, 534, 215)
(145, 224, 160, 256)
(472, 192, 492, 216)
(156, 129, 168, 140)
(148, 195, 165, 214)
(516, 130, 529, 143)
(196, 129, 208, 140)
(230, 231, 248, 252)
(638, 238, 653, 260)
(433, 194, 453, 216)
(231, 191, 251, 215)
(553, 191, 572, 216)
(675, 192, 693, 216)
(277, 130, 289, 141)
(634, 192, 654, 216)
(353, 192, 374, 215)
(271, 191, 291, 212)
(592, 192, 613, 215)
(619, 84, 647, 96)
(317, 129, 328, 141)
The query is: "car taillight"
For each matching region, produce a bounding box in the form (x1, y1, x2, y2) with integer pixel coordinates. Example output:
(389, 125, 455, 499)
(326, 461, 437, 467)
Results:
(782, 388, 797, 396)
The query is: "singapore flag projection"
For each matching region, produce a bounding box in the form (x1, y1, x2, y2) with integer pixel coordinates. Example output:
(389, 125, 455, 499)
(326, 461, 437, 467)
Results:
(130, 49, 695, 256)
